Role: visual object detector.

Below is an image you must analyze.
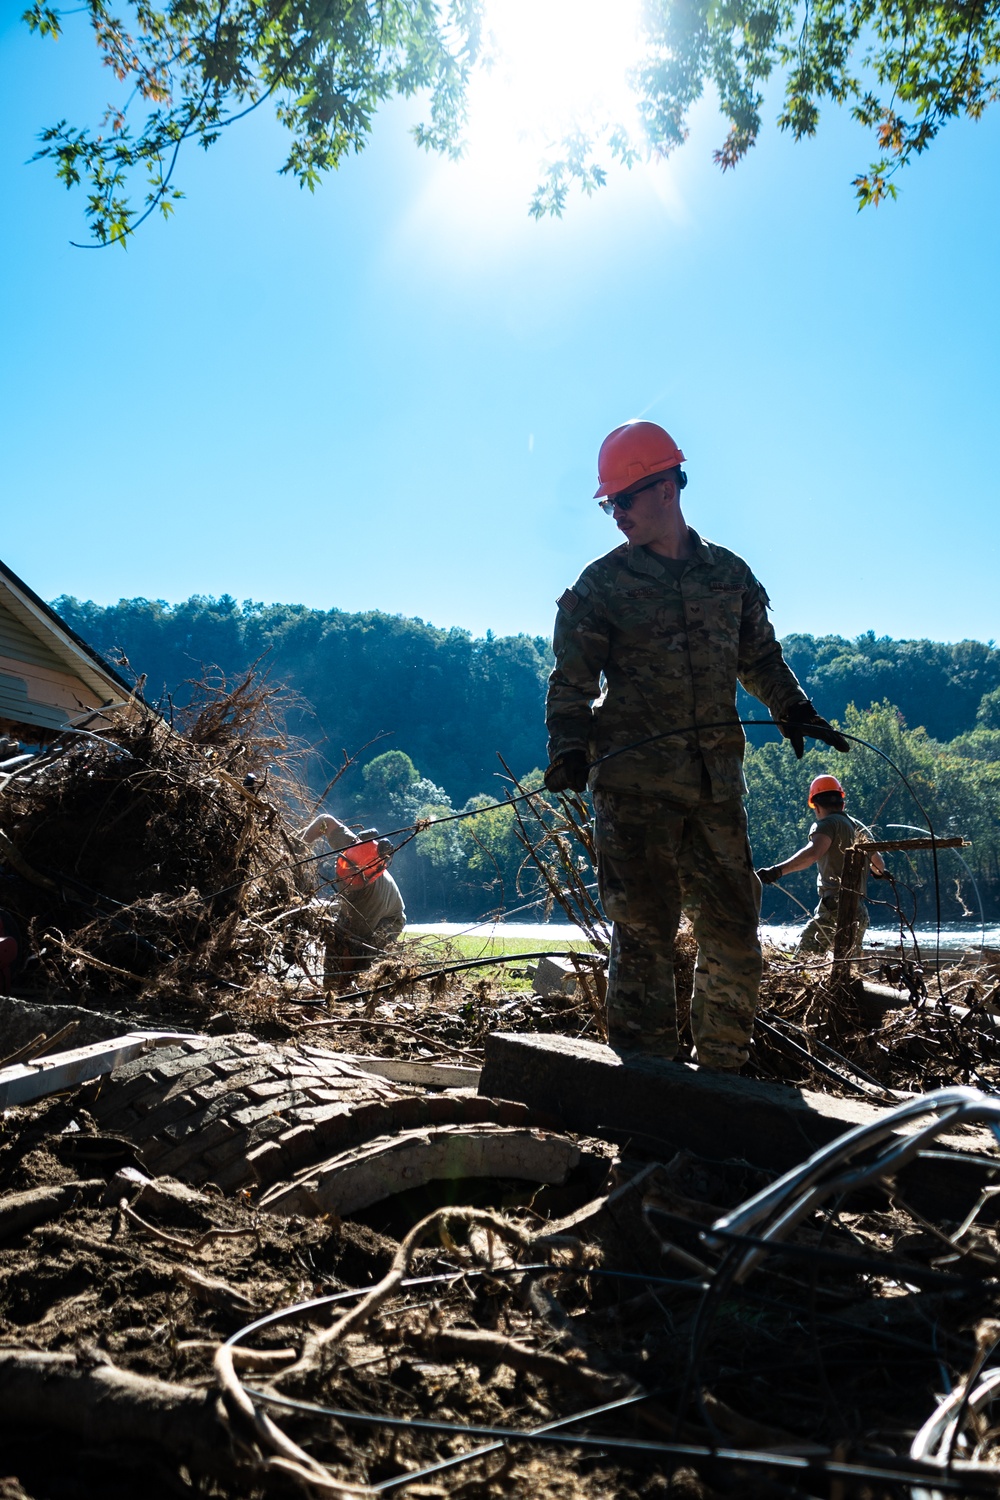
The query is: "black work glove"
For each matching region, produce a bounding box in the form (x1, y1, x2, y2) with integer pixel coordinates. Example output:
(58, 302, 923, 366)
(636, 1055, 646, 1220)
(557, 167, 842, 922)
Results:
(544, 749, 590, 794)
(778, 700, 850, 758)
(756, 865, 783, 885)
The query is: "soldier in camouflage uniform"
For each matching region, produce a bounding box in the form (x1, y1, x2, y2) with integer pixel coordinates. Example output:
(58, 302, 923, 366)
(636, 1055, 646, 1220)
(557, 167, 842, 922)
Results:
(544, 420, 848, 1071)
(757, 774, 886, 956)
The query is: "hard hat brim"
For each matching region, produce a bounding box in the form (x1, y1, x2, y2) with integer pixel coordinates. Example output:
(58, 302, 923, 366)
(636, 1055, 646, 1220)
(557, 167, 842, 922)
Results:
(594, 463, 683, 501)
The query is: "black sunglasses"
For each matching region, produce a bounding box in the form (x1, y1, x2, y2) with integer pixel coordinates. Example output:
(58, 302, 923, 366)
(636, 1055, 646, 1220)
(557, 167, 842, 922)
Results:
(598, 473, 665, 516)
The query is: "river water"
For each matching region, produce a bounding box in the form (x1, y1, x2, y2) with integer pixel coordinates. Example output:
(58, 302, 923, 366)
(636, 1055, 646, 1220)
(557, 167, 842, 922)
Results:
(406, 919, 999, 953)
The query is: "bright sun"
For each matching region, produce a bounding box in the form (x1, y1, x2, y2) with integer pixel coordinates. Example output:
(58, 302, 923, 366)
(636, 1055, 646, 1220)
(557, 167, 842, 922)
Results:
(468, 0, 644, 149)
(455, 0, 645, 202)
(403, 0, 661, 248)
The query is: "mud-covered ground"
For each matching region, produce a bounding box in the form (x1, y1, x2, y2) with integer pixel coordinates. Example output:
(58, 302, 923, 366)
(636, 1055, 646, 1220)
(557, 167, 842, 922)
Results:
(4, 938, 1000, 1499)
(4, 1084, 995, 1500)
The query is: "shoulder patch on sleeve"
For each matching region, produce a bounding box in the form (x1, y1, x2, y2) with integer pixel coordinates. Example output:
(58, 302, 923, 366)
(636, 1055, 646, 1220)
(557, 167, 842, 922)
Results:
(749, 574, 772, 610)
(557, 588, 581, 614)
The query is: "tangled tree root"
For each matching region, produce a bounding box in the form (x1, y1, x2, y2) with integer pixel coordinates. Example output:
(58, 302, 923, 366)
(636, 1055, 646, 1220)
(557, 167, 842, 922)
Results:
(0, 670, 336, 1018)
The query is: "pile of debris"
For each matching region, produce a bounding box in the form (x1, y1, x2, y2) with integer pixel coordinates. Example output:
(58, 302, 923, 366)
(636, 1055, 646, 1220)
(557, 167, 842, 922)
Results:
(6, 669, 1000, 1495)
(0, 673, 336, 1021)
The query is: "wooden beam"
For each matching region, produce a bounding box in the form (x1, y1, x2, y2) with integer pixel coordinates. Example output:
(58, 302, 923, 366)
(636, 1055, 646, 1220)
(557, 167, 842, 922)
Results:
(0, 1031, 192, 1109)
(832, 846, 868, 972)
(832, 833, 968, 981)
(860, 837, 968, 853)
(333, 1054, 481, 1090)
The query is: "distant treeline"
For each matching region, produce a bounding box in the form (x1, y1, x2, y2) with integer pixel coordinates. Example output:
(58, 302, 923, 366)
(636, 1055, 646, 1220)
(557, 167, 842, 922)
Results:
(56, 594, 550, 806)
(55, 595, 1000, 923)
(778, 632, 1000, 746)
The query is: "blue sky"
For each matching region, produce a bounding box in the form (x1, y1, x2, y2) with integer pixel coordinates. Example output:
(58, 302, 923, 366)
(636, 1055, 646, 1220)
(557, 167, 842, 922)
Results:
(1, 4, 998, 652)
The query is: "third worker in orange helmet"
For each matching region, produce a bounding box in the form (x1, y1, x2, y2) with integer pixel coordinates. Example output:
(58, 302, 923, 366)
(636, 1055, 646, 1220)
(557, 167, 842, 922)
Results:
(756, 775, 887, 956)
(544, 419, 848, 1072)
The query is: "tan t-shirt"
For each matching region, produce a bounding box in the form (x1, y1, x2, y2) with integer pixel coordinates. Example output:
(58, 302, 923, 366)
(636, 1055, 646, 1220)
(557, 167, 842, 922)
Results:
(811, 811, 867, 897)
(337, 869, 405, 939)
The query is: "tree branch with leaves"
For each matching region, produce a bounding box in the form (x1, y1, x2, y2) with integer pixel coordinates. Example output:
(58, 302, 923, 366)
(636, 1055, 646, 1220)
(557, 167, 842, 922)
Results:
(23, 0, 1000, 244)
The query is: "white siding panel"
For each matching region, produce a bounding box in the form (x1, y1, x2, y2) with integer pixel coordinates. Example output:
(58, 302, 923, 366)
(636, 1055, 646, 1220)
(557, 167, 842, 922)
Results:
(0, 600, 70, 674)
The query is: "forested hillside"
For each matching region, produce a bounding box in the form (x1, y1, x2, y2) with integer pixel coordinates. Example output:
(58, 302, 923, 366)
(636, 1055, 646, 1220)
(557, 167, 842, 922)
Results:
(55, 595, 551, 806)
(54, 595, 1000, 924)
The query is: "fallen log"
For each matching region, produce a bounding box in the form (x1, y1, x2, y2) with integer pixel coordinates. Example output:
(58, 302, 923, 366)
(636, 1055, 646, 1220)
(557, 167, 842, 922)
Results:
(0, 1349, 233, 1478)
(0, 1179, 105, 1242)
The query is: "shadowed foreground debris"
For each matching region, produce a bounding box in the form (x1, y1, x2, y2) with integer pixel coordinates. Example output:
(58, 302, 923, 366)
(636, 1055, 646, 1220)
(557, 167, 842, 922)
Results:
(5, 998, 1000, 1500)
(6, 699, 1000, 1495)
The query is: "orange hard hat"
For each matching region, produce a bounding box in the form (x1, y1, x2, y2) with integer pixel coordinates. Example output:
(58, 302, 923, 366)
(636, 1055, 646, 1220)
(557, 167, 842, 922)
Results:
(336, 840, 387, 889)
(808, 774, 844, 806)
(594, 420, 686, 499)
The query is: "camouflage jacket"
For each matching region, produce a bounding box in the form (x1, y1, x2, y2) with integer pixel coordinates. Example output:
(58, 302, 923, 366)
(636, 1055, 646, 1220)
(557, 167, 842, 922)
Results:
(546, 532, 810, 800)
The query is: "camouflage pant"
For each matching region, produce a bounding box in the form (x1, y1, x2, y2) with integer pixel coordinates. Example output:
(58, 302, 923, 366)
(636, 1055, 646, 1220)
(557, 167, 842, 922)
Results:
(797, 895, 869, 957)
(323, 914, 405, 984)
(594, 787, 762, 1068)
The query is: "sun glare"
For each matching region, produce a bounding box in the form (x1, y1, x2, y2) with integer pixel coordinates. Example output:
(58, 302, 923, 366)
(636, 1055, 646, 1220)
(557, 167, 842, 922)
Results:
(422, 1, 644, 226)
(398, 0, 685, 256)
(468, 0, 645, 157)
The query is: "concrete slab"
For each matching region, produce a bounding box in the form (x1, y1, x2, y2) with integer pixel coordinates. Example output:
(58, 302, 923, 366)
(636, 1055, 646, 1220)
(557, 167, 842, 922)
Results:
(479, 1033, 999, 1199)
(532, 956, 579, 997)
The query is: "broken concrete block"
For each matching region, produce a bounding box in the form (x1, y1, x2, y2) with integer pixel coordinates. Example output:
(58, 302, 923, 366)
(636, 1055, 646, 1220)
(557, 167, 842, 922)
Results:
(532, 955, 580, 997)
(479, 1032, 999, 1221)
(481, 1032, 883, 1170)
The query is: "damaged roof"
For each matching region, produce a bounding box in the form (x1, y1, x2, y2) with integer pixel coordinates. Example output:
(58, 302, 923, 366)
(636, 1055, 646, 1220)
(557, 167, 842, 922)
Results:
(0, 557, 139, 737)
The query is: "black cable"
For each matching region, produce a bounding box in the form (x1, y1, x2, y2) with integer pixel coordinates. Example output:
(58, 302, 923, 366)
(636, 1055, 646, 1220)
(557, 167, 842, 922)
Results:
(222, 1262, 710, 1351)
(753, 1013, 892, 1099)
(671, 1238, 744, 1440)
(592, 718, 947, 985)
(805, 1195, 852, 1441)
(36, 716, 953, 1002)
(759, 1010, 895, 1093)
(220, 1252, 971, 1499)
(369, 1391, 648, 1493)
(242, 1385, 990, 1494)
(222, 1257, 952, 1357)
(54, 716, 947, 943)
(700, 1224, 993, 1289)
